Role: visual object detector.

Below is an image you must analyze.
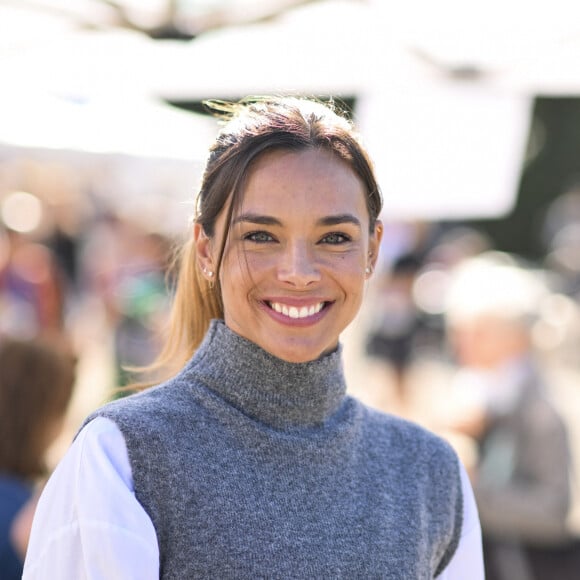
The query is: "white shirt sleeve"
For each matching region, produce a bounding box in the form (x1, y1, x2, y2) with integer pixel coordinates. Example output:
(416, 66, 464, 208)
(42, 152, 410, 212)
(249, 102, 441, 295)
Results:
(437, 463, 485, 579)
(22, 417, 159, 580)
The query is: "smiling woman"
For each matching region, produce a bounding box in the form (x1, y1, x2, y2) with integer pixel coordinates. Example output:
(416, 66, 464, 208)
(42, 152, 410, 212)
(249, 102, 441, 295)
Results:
(164, 97, 384, 371)
(23, 96, 484, 579)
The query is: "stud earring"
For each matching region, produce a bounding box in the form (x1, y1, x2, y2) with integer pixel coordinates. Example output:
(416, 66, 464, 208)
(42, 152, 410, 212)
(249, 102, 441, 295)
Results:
(365, 265, 373, 275)
(203, 267, 214, 278)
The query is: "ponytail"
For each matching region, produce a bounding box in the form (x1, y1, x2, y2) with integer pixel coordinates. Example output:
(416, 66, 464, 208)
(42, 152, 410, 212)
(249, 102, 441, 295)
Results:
(130, 237, 223, 388)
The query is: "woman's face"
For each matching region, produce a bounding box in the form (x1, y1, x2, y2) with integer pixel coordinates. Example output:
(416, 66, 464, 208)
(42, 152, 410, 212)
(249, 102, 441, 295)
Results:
(196, 148, 382, 363)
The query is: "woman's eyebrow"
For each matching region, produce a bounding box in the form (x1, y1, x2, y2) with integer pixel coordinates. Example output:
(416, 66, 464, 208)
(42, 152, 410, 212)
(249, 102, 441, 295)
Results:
(233, 213, 361, 228)
(317, 214, 361, 228)
(233, 213, 281, 226)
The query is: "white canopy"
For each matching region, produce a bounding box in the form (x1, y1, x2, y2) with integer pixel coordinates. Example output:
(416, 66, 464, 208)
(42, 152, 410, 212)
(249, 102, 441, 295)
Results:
(0, 90, 218, 161)
(3, 0, 580, 219)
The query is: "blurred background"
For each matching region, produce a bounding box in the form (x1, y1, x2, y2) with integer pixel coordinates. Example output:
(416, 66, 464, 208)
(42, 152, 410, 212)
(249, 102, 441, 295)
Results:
(3, 0, 580, 576)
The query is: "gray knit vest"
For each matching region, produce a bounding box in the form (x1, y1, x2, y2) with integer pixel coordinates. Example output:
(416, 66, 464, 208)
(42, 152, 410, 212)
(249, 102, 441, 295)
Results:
(87, 320, 463, 579)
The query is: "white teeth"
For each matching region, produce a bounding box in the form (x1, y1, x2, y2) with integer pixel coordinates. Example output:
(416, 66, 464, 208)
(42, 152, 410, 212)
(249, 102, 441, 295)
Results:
(269, 302, 324, 319)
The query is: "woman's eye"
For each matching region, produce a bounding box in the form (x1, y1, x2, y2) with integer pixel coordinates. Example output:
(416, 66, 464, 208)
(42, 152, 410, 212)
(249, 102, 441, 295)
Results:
(321, 232, 351, 244)
(244, 231, 275, 243)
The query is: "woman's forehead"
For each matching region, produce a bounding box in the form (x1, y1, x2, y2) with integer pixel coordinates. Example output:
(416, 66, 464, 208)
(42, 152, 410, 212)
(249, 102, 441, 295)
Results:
(238, 149, 367, 211)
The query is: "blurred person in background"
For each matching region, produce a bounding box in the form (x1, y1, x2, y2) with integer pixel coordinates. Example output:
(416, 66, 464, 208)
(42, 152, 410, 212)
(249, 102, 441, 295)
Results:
(23, 96, 483, 579)
(362, 225, 493, 416)
(441, 252, 578, 580)
(364, 252, 425, 411)
(0, 225, 67, 340)
(80, 213, 172, 391)
(0, 337, 76, 579)
(111, 230, 172, 389)
(542, 186, 580, 301)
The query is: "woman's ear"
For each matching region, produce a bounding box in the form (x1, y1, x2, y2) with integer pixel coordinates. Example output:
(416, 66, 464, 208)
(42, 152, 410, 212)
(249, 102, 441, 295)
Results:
(194, 223, 215, 282)
(367, 220, 383, 276)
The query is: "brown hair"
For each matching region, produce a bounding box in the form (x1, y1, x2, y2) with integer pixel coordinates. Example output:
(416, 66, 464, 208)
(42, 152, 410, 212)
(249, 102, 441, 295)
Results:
(0, 337, 76, 479)
(150, 96, 383, 379)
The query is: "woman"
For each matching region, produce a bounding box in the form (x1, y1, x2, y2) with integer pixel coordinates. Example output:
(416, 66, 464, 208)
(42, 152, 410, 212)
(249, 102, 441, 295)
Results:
(23, 97, 483, 578)
(0, 337, 76, 579)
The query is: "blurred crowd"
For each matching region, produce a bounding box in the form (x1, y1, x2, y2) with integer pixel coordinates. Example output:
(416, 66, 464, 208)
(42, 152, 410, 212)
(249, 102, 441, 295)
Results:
(0, 161, 174, 385)
(2, 159, 580, 578)
(0, 160, 175, 576)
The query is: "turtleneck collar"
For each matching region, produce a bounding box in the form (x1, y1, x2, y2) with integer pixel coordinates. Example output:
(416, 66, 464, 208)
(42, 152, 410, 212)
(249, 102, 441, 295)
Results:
(182, 319, 348, 430)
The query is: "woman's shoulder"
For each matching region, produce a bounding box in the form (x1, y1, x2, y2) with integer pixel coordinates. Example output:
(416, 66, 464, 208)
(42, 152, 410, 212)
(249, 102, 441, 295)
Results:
(0, 475, 33, 521)
(0, 475, 32, 501)
(354, 400, 464, 554)
(83, 377, 194, 433)
(357, 401, 460, 469)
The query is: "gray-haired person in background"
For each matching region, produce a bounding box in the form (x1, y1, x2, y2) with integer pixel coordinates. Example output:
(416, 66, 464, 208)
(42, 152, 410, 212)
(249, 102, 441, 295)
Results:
(23, 97, 483, 579)
(442, 252, 578, 580)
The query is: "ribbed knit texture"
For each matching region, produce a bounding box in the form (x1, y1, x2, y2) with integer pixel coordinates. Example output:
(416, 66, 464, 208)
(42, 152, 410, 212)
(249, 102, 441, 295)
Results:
(88, 320, 463, 579)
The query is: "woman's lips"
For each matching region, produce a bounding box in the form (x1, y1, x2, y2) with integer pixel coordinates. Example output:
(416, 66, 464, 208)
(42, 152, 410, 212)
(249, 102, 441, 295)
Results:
(268, 301, 325, 319)
(261, 299, 332, 325)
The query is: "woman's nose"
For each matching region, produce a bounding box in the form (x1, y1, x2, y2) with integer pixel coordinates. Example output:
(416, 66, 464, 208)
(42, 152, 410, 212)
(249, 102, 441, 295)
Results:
(276, 242, 322, 287)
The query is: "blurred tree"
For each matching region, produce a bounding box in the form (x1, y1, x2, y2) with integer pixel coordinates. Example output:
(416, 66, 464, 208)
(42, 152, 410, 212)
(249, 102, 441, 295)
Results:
(468, 98, 580, 260)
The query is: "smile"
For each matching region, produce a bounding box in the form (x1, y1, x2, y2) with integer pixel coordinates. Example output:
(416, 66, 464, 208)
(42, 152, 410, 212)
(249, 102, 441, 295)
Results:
(267, 301, 326, 319)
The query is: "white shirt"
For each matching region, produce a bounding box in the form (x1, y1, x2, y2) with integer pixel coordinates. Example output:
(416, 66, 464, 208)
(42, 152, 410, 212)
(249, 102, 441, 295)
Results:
(23, 417, 484, 579)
